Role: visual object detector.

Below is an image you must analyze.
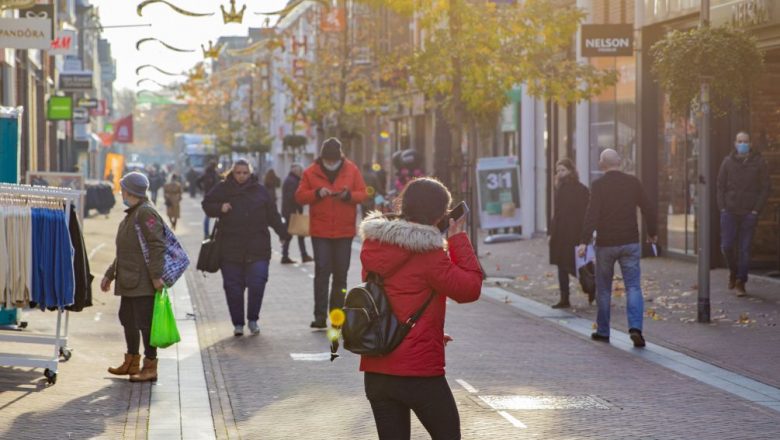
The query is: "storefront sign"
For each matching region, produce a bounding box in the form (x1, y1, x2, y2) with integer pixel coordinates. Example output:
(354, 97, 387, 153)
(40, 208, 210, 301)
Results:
(476, 156, 522, 230)
(73, 107, 89, 124)
(77, 98, 99, 109)
(0, 17, 52, 50)
(59, 71, 93, 91)
(62, 55, 82, 72)
(47, 96, 73, 121)
(0, 0, 35, 9)
(19, 4, 54, 36)
(712, 0, 773, 28)
(50, 29, 77, 56)
(581, 24, 633, 57)
(91, 99, 108, 117)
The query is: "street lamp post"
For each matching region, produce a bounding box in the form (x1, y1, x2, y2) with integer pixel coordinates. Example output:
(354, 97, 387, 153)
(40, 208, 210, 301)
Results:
(697, 0, 711, 323)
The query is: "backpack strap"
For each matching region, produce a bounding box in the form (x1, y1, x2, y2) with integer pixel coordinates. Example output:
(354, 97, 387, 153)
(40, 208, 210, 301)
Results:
(405, 291, 437, 328)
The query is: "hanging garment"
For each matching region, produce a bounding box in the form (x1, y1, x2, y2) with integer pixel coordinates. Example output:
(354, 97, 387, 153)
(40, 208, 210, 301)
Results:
(0, 208, 8, 307)
(54, 208, 75, 308)
(66, 206, 93, 312)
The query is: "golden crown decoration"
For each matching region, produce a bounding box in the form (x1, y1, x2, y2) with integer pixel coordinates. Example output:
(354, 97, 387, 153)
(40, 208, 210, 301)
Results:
(221, 0, 245, 24)
(201, 40, 224, 59)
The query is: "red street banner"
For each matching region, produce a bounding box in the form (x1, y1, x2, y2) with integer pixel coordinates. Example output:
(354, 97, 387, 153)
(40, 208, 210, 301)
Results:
(113, 115, 133, 143)
(98, 132, 114, 147)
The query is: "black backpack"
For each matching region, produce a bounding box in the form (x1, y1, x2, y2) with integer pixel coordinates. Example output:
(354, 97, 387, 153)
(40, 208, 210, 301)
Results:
(331, 272, 435, 360)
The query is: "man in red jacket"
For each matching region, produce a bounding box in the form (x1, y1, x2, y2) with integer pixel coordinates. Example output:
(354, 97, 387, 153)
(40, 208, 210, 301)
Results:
(295, 138, 367, 328)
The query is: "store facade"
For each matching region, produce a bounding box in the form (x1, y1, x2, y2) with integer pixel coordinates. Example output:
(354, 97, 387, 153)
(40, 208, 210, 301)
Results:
(637, 0, 780, 268)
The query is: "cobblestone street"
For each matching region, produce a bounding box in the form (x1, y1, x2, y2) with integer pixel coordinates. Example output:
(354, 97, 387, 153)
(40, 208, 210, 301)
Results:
(2, 197, 780, 439)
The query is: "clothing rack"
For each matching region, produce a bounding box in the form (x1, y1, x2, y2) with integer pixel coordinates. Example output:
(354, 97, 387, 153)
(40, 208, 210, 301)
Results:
(0, 183, 84, 384)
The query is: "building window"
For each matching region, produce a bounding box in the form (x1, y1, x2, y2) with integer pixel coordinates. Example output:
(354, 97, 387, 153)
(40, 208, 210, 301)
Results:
(588, 55, 637, 182)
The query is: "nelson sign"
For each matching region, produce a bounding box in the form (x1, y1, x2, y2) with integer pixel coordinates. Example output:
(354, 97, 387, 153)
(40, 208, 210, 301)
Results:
(581, 24, 633, 57)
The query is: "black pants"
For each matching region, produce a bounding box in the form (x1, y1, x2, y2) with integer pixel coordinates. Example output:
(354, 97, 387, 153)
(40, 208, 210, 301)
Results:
(558, 265, 571, 300)
(118, 296, 157, 359)
(365, 372, 461, 440)
(311, 237, 352, 322)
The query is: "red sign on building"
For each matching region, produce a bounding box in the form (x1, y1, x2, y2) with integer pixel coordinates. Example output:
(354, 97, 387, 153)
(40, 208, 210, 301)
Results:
(113, 115, 133, 143)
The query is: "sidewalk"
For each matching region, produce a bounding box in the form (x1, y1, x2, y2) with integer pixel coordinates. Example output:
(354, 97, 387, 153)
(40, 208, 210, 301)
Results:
(477, 233, 780, 388)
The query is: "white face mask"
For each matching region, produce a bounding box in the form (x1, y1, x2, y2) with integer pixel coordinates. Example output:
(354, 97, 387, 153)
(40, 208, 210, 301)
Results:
(323, 160, 342, 171)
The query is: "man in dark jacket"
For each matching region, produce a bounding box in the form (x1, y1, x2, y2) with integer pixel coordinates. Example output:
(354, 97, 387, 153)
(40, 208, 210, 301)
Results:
(717, 131, 772, 296)
(578, 149, 657, 348)
(281, 164, 313, 264)
(198, 161, 221, 238)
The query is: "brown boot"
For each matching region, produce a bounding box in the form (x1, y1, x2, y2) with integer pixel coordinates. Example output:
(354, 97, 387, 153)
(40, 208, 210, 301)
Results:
(735, 280, 747, 297)
(728, 273, 737, 290)
(129, 357, 158, 382)
(108, 353, 141, 376)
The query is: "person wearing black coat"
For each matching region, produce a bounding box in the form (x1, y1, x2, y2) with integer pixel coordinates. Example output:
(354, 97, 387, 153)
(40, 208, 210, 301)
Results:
(202, 159, 291, 336)
(198, 161, 221, 238)
(549, 158, 590, 308)
(281, 164, 313, 264)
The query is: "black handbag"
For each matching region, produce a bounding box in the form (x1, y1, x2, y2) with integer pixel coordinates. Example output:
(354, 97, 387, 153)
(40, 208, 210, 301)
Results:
(196, 220, 221, 273)
(337, 272, 435, 358)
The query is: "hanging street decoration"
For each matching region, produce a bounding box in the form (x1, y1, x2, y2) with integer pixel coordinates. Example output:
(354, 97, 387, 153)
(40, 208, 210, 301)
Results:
(221, 0, 246, 24)
(136, 37, 194, 53)
(254, 0, 329, 16)
(135, 65, 184, 76)
(137, 0, 214, 17)
(136, 78, 168, 88)
(226, 38, 284, 56)
(201, 40, 224, 59)
(0, 0, 36, 10)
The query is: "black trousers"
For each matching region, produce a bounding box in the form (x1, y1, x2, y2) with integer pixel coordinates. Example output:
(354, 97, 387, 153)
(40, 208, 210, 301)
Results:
(118, 295, 157, 359)
(365, 372, 461, 440)
(311, 237, 352, 322)
(557, 265, 571, 299)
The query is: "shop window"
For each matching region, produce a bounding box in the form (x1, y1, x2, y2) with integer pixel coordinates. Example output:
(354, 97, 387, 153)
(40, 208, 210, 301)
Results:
(588, 56, 637, 182)
(658, 94, 699, 256)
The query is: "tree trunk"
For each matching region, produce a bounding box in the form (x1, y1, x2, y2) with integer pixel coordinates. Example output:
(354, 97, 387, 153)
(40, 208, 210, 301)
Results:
(448, 0, 464, 201)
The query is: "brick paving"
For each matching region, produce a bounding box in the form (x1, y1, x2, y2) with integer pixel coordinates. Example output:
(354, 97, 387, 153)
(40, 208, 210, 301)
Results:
(479, 235, 780, 389)
(176, 198, 780, 439)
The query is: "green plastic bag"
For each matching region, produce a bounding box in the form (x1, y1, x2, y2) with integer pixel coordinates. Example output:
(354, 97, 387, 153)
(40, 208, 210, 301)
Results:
(150, 288, 181, 348)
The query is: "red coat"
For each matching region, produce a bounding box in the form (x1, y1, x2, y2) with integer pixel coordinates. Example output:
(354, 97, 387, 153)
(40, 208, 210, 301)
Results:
(358, 213, 483, 377)
(295, 159, 367, 238)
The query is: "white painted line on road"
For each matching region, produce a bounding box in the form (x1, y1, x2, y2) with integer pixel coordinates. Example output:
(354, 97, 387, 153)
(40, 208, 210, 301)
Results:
(87, 242, 106, 260)
(290, 352, 331, 361)
(308, 274, 315, 279)
(93, 312, 102, 322)
(299, 267, 308, 272)
(455, 379, 478, 394)
(482, 286, 780, 413)
(187, 221, 201, 226)
(497, 411, 527, 429)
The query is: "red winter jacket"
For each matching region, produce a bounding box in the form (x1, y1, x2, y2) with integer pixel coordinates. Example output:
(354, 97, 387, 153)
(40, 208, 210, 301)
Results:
(358, 213, 483, 377)
(295, 158, 367, 238)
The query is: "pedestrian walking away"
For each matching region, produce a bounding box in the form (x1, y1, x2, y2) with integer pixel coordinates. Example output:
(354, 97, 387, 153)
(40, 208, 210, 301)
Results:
(281, 163, 313, 264)
(359, 178, 483, 440)
(202, 159, 290, 336)
(100, 172, 166, 382)
(549, 158, 590, 308)
(361, 163, 382, 218)
(264, 168, 281, 207)
(163, 173, 183, 230)
(198, 161, 221, 238)
(295, 137, 367, 329)
(579, 149, 657, 348)
(186, 167, 199, 198)
(147, 167, 165, 206)
(717, 131, 772, 297)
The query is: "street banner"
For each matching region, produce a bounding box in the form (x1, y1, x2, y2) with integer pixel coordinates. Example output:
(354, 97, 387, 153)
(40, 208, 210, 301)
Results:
(97, 132, 114, 147)
(0, 17, 52, 50)
(59, 71, 93, 91)
(104, 153, 124, 193)
(476, 156, 522, 230)
(321, 7, 345, 32)
(90, 99, 108, 117)
(0, 0, 35, 10)
(113, 115, 134, 143)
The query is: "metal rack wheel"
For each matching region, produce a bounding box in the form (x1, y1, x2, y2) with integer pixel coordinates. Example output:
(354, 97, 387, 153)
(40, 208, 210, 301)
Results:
(59, 347, 72, 361)
(44, 369, 57, 385)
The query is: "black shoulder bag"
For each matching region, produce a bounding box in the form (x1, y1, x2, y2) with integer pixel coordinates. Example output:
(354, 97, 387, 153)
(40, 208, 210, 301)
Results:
(332, 272, 435, 361)
(196, 219, 221, 273)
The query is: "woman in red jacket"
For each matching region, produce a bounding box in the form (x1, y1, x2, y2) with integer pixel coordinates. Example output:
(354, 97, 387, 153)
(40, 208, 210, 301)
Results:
(358, 178, 483, 440)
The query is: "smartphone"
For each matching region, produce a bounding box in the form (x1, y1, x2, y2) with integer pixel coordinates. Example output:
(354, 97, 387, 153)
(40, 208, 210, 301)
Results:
(437, 202, 469, 233)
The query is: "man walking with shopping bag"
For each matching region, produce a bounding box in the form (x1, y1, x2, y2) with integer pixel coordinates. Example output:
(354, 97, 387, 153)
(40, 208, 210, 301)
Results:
(295, 138, 367, 329)
(578, 149, 657, 348)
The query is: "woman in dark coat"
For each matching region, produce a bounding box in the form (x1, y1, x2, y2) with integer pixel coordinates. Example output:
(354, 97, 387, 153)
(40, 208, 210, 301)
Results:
(202, 160, 290, 336)
(264, 168, 281, 207)
(549, 158, 590, 308)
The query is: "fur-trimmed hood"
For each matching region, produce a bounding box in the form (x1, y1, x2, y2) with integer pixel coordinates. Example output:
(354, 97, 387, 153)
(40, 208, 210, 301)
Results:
(359, 212, 444, 253)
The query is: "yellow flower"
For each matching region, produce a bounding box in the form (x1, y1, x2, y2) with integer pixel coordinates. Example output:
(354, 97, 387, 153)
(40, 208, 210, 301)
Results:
(330, 309, 346, 327)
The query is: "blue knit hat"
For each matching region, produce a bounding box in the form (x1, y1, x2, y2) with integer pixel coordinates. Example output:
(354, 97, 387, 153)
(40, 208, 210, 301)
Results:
(120, 172, 149, 197)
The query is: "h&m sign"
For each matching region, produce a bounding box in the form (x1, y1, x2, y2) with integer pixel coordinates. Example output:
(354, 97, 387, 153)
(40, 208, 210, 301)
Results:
(581, 24, 634, 57)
